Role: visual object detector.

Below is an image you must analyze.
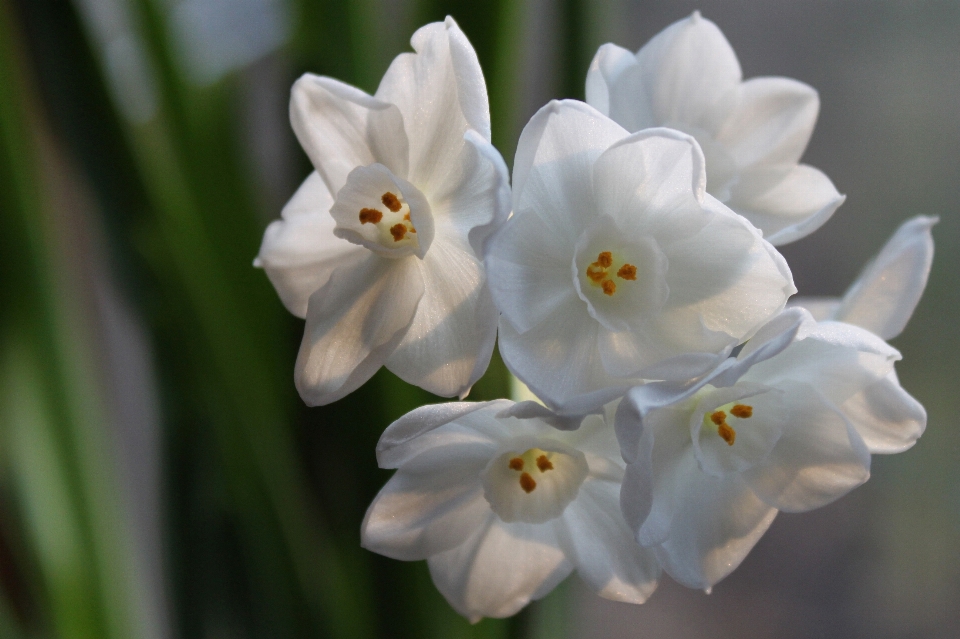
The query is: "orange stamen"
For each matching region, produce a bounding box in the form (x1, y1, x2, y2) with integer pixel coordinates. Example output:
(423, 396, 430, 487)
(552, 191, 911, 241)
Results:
(718, 422, 736, 446)
(536, 455, 553, 472)
(617, 264, 637, 280)
(381, 192, 402, 212)
(359, 208, 382, 224)
(602, 280, 616, 296)
(710, 411, 727, 426)
(519, 472, 537, 493)
(390, 224, 407, 241)
(508, 457, 524, 471)
(730, 404, 753, 419)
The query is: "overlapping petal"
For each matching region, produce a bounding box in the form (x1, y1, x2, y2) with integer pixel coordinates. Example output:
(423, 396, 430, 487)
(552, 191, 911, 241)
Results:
(254, 171, 365, 317)
(295, 256, 423, 406)
(586, 12, 842, 244)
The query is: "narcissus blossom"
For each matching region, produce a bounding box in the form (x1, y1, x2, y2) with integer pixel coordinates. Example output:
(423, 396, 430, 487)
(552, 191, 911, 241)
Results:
(361, 400, 660, 621)
(615, 307, 925, 589)
(484, 100, 795, 414)
(255, 18, 509, 405)
(586, 12, 844, 245)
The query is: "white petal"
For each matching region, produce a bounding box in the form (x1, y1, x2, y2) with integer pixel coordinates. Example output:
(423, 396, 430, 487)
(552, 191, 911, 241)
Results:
(361, 471, 490, 561)
(592, 128, 708, 240)
(484, 206, 579, 335)
(731, 164, 845, 245)
(427, 515, 573, 622)
(376, 400, 509, 468)
(654, 473, 777, 589)
(290, 74, 408, 195)
(498, 298, 633, 415)
(743, 381, 870, 512)
(744, 321, 899, 407)
(558, 479, 660, 603)
(633, 12, 742, 133)
(452, 130, 511, 257)
(385, 230, 497, 397)
(294, 256, 423, 405)
(255, 172, 365, 318)
(657, 194, 795, 349)
(834, 216, 938, 340)
(632, 409, 699, 547)
(376, 18, 491, 198)
(786, 296, 840, 322)
(716, 77, 819, 170)
(840, 370, 926, 454)
(511, 100, 627, 241)
(585, 43, 639, 119)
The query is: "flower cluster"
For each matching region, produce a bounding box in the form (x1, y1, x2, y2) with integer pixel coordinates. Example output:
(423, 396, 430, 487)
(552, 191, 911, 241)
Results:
(256, 14, 935, 621)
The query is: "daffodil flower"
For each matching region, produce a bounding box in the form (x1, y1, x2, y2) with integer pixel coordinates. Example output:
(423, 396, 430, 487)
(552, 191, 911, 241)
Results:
(586, 12, 844, 245)
(614, 307, 924, 590)
(255, 18, 509, 404)
(361, 400, 660, 621)
(484, 100, 795, 415)
(788, 215, 935, 453)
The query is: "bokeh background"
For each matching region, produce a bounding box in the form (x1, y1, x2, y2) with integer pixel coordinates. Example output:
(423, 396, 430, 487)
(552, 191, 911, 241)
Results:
(0, 1, 957, 638)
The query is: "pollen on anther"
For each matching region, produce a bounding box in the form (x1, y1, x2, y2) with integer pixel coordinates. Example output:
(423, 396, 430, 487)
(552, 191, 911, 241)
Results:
(536, 455, 553, 472)
(359, 208, 382, 224)
(381, 192, 402, 212)
(519, 472, 537, 493)
(390, 223, 407, 241)
(710, 411, 727, 426)
(731, 404, 753, 419)
(602, 280, 616, 296)
(718, 422, 736, 446)
(597, 252, 613, 268)
(508, 457, 524, 471)
(617, 264, 638, 280)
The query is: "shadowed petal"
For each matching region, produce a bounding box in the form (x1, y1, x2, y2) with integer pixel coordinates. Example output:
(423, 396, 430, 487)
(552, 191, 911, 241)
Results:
(295, 256, 423, 405)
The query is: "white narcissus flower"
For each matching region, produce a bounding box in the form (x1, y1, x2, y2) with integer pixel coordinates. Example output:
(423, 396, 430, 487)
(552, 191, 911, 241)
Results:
(586, 11, 844, 245)
(484, 99, 795, 415)
(615, 307, 925, 590)
(255, 18, 510, 405)
(788, 215, 935, 453)
(361, 400, 660, 621)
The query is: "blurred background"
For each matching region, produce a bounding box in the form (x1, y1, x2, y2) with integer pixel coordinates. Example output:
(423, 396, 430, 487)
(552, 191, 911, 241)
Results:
(0, 0, 957, 638)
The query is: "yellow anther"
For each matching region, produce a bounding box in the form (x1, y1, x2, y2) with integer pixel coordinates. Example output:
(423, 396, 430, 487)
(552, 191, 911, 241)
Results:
(731, 404, 753, 419)
(710, 411, 726, 426)
(586, 251, 636, 295)
(718, 422, 736, 446)
(519, 472, 537, 493)
(359, 208, 382, 224)
(536, 455, 554, 472)
(390, 223, 407, 242)
(381, 192, 402, 212)
(508, 457, 524, 471)
(617, 264, 638, 280)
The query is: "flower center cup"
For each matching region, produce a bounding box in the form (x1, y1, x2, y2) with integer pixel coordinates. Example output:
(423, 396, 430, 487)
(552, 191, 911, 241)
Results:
(481, 441, 588, 524)
(689, 384, 785, 476)
(571, 216, 669, 333)
(329, 163, 434, 259)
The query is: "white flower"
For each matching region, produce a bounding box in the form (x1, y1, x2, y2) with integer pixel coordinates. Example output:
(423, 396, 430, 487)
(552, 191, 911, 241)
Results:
(484, 100, 795, 415)
(788, 215, 935, 453)
(254, 18, 509, 405)
(361, 400, 660, 621)
(615, 307, 925, 589)
(586, 11, 844, 245)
